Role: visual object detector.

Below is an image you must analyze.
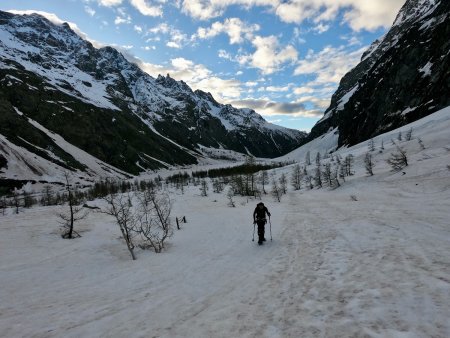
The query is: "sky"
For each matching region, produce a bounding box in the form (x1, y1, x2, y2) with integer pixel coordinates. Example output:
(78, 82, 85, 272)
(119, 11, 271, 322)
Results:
(0, 0, 407, 132)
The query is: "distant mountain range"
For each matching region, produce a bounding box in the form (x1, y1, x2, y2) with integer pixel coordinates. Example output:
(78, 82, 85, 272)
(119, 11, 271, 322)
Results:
(0, 10, 306, 181)
(308, 0, 450, 147)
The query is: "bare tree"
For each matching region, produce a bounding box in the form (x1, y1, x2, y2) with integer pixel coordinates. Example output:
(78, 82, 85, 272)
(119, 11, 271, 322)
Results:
(344, 154, 354, 176)
(380, 139, 385, 151)
(339, 165, 346, 182)
(315, 152, 321, 166)
(332, 166, 341, 188)
(258, 170, 269, 194)
(279, 173, 287, 194)
(314, 167, 322, 188)
(42, 185, 54, 206)
(364, 152, 374, 176)
(405, 128, 413, 141)
(200, 179, 209, 197)
(136, 189, 173, 253)
(58, 173, 88, 239)
(387, 146, 408, 171)
(212, 179, 224, 193)
(291, 164, 303, 190)
(12, 188, 21, 214)
(368, 138, 375, 152)
(397, 131, 402, 141)
(103, 193, 137, 260)
(322, 163, 332, 187)
(271, 179, 282, 202)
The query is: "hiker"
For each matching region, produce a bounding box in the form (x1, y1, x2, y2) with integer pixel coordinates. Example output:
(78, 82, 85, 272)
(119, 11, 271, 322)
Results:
(253, 202, 271, 245)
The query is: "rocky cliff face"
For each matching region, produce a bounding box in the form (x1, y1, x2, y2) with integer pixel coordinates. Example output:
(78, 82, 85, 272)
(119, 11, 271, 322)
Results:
(309, 0, 450, 147)
(0, 11, 306, 179)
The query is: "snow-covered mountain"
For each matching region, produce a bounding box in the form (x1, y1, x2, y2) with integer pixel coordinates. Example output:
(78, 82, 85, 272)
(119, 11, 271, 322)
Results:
(0, 10, 306, 181)
(309, 0, 450, 147)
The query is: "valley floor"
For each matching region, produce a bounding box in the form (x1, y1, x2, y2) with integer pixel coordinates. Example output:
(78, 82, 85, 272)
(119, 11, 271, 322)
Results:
(1, 166, 449, 337)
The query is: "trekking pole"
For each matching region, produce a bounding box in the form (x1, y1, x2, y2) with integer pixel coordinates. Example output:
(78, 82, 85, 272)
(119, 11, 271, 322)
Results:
(269, 216, 272, 241)
(252, 222, 256, 241)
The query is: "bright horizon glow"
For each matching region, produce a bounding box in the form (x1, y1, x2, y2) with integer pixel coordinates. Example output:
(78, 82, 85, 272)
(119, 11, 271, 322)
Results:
(0, 0, 406, 132)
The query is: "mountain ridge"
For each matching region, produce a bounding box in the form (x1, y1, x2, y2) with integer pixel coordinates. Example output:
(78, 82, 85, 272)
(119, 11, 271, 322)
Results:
(308, 0, 450, 147)
(0, 10, 306, 182)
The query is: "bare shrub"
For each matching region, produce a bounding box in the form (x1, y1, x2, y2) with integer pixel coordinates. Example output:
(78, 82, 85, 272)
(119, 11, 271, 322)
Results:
(136, 189, 173, 253)
(103, 193, 137, 260)
(387, 146, 408, 171)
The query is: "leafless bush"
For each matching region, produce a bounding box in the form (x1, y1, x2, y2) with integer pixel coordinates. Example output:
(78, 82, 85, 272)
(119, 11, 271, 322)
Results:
(387, 146, 408, 171)
(136, 189, 173, 253)
(271, 179, 282, 202)
(102, 193, 137, 260)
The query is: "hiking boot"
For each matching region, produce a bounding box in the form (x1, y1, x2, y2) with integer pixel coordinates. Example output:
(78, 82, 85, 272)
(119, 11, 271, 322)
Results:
(258, 240, 263, 245)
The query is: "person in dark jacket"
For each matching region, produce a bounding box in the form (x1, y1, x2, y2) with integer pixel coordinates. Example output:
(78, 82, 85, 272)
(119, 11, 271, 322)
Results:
(253, 202, 271, 245)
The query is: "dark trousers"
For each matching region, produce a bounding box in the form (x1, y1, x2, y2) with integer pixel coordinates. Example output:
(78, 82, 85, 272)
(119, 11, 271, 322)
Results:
(256, 220, 266, 242)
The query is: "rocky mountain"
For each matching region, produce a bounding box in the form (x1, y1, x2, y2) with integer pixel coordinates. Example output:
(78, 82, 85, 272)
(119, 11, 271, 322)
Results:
(309, 0, 450, 147)
(0, 10, 306, 181)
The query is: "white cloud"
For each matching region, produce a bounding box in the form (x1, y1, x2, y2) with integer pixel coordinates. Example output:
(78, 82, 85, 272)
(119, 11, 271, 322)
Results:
(98, 0, 123, 6)
(179, 0, 275, 20)
(134, 25, 143, 33)
(179, 0, 405, 32)
(241, 35, 298, 74)
(294, 45, 367, 84)
(195, 18, 260, 44)
(115, 15, 131, 25)
(263, 85, 291, 92)
(218, 49, 233, 60)
(148, 23, 188, 49)
(84, 6, 96, 16)
(313, 23, 330, 34)
(130, 0, 164, 17)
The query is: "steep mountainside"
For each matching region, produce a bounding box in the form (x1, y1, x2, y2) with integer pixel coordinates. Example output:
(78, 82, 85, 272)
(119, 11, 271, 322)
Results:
(309, 0, 450, 147)
(0, 10, 306, 180)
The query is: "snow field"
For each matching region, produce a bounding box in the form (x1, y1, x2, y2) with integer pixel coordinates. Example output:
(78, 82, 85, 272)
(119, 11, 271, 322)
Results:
(1, 107, 450, 337)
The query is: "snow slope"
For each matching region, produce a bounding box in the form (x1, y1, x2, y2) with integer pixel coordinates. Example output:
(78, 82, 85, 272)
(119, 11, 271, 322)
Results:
(0, 107, 449, 337)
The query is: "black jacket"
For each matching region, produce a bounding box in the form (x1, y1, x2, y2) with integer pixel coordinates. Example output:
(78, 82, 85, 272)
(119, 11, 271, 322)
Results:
(253, 205, 270, 221)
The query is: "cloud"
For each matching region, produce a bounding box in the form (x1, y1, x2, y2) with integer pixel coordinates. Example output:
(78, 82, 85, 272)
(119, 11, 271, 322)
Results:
(240, 35, 298, 74)
(294, 45, 367, 84)
(98, 0, 123, 6)
(147, 23, 188, 49)
(229, 98, 323, 117)
(129, 0, 164, 17)
(114, 7, 131, 25)
(195, 18, 260, 44)
(313, 23, 330, 34)
(179, 0, 275, 20)
(179, 0, 405, 32)
(6, 10, 95, 42)
(84, 6, 96, 16)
